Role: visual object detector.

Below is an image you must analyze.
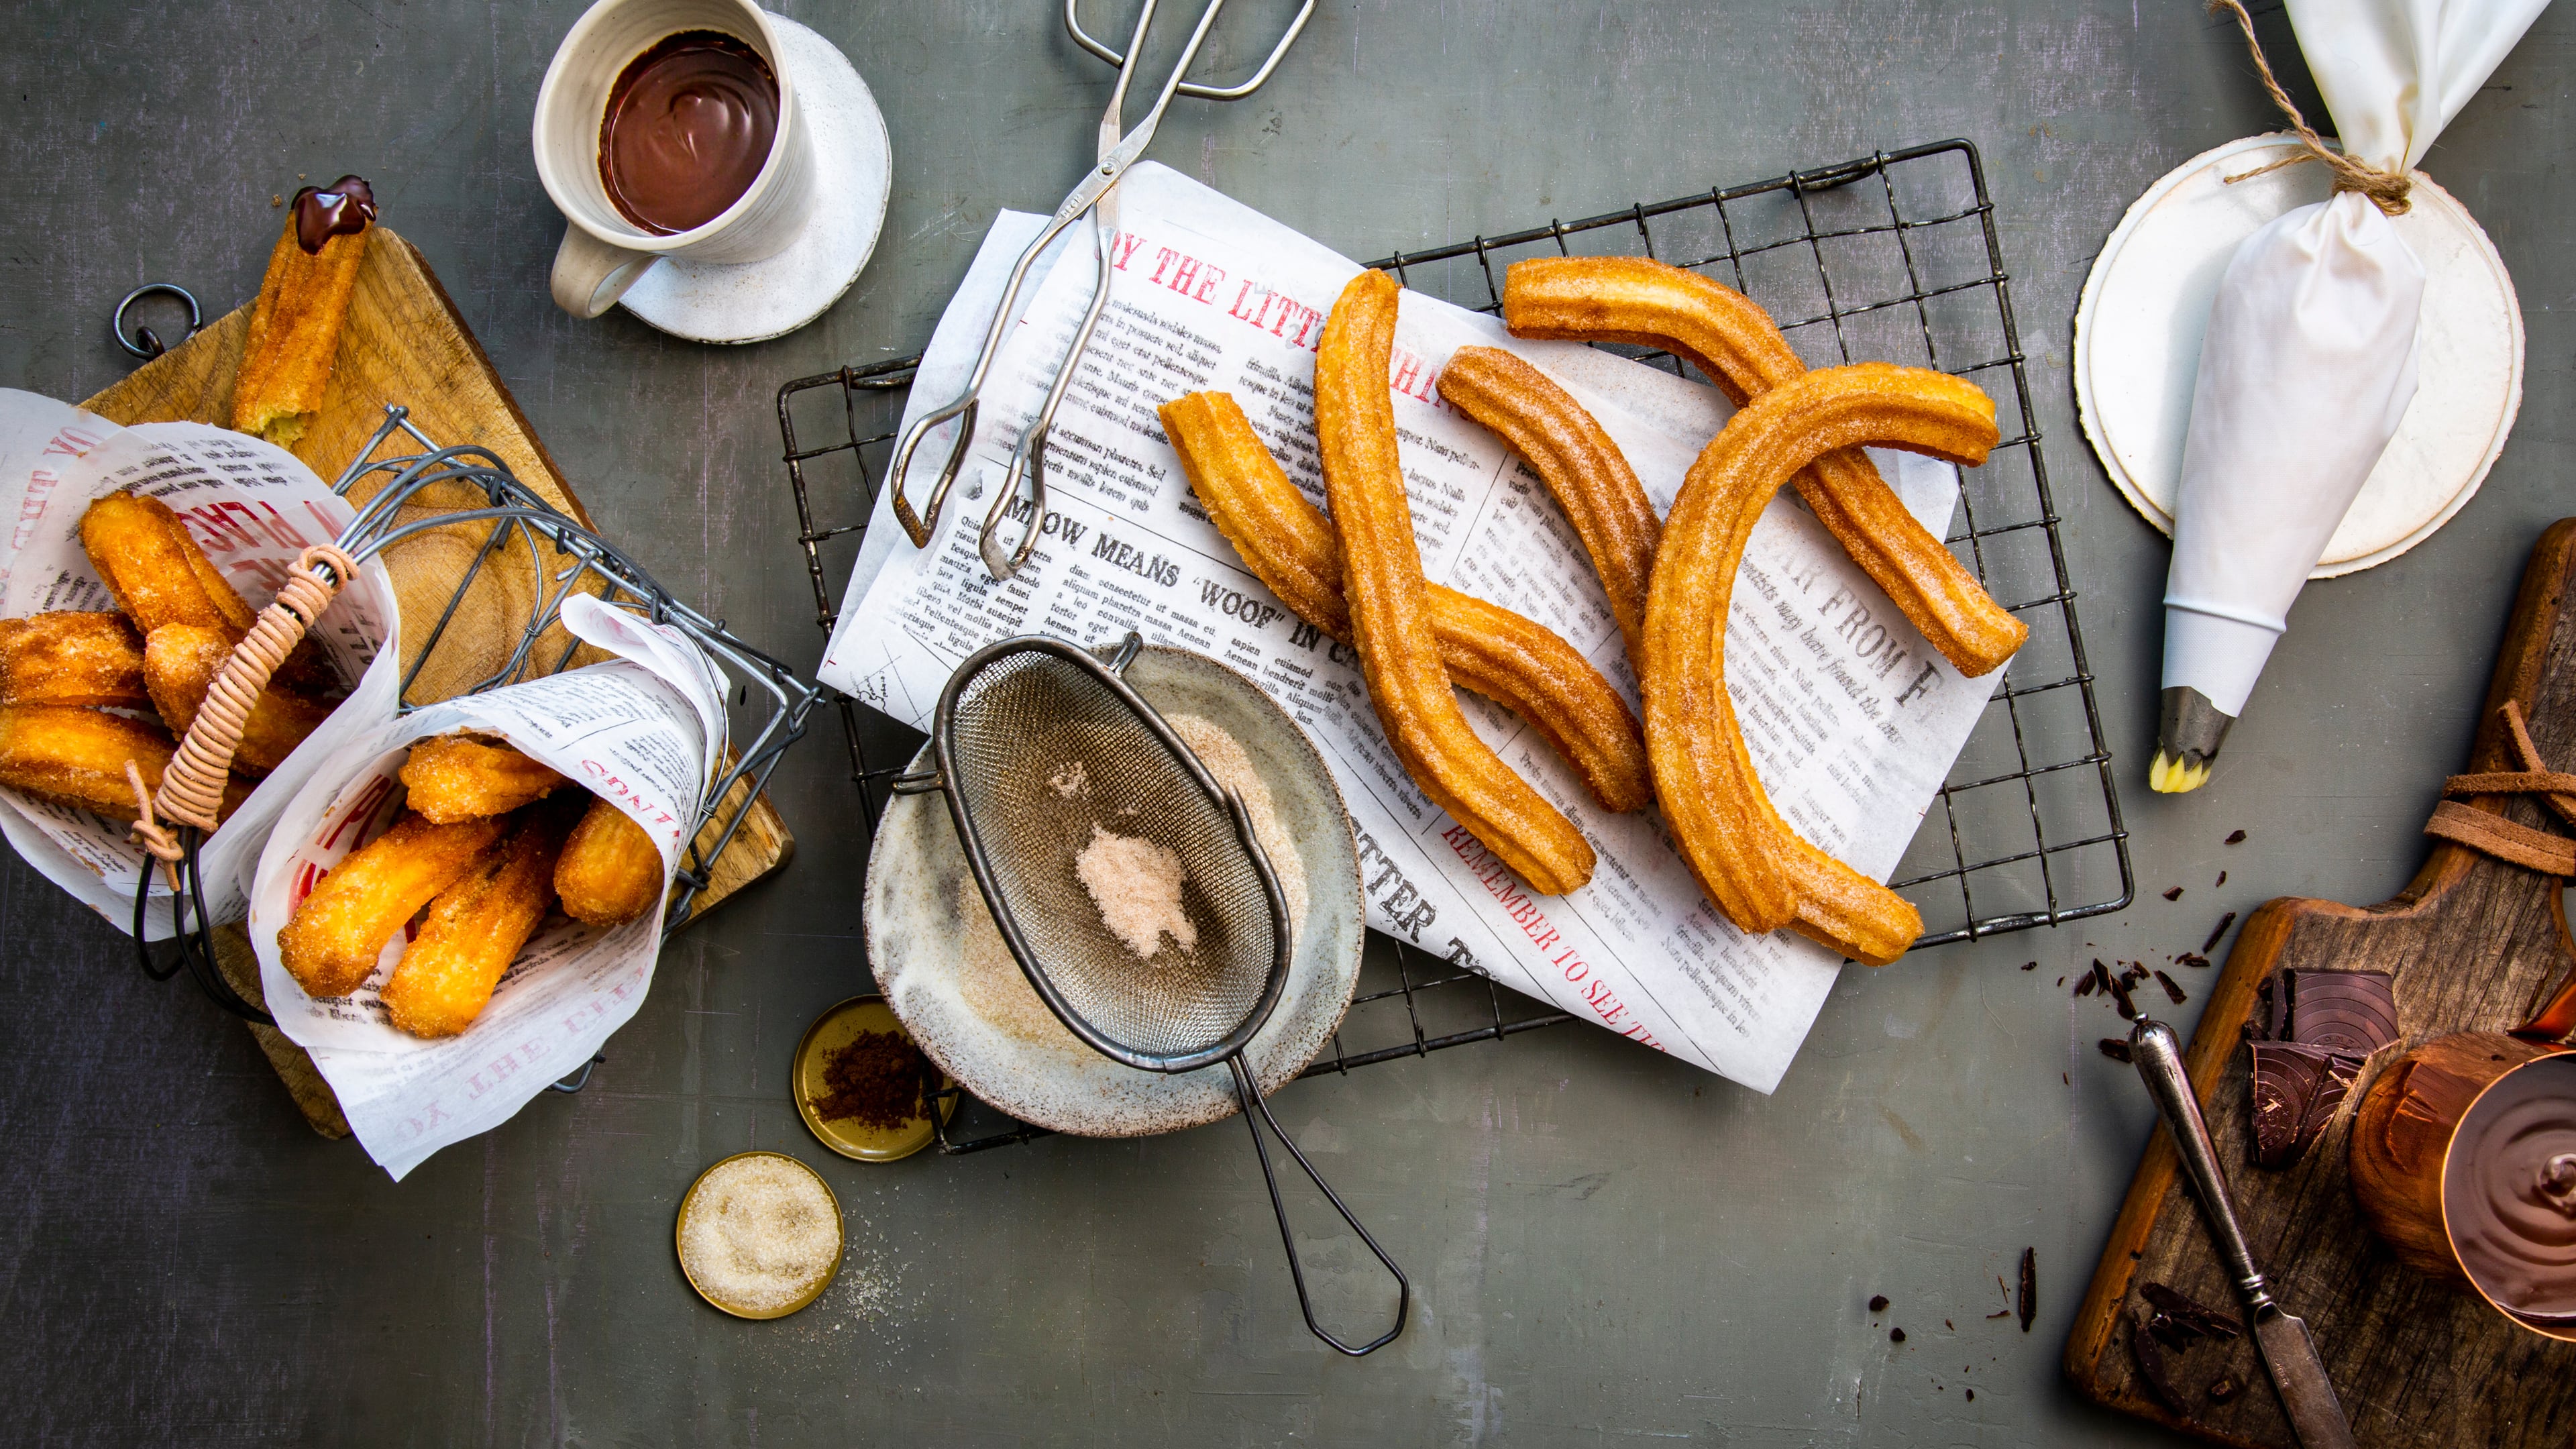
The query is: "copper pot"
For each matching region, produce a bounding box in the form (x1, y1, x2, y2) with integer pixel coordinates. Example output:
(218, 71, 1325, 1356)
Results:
(2348, 1032, 2576, 1342)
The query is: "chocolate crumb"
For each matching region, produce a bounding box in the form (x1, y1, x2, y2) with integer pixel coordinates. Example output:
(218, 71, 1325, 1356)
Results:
(2056, 976, 2067, 987)
(1987, 1309, 2010, 1319)
(2176, 952, 2210, 969)
(2155, 970, 2188, 1005)
(2163, 886, 2183, 901)
(1964, 1389, 1975, 1402)
(2224, 829, 2246, 845)
(2207, 1374, 2241, 1403)
(2200, 911, 2237, 955)
(1945, 1319, 1954, 1330)
(2017, 1248, 2037, 1332)
(1868, 1294, 1888, 1313)
(2021, 961, 2037, 971)
(2098, 1038, 2133, 1063)
(1890, 1328, 1907, 1344)
(2121, 963, 2149, 988)
(2215, 870, 2227, 887)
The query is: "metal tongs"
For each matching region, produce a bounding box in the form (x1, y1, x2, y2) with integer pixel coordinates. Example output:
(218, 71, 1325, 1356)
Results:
(884, 0, 1313, 581)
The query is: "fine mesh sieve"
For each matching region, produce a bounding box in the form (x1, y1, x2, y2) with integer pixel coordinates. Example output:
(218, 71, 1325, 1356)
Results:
(895, 631, 1407, 1354)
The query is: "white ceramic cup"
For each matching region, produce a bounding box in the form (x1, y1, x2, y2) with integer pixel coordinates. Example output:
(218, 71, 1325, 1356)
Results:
(533, 0, 815, 318)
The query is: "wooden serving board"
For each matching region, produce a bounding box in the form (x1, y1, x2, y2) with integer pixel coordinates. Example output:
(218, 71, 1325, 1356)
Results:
(77, 226, 792, 1134)
(2066, 520, 2576, 1446)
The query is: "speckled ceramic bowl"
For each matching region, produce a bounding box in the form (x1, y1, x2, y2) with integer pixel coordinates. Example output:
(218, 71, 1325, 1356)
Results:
(865, 645, 1364, 1137)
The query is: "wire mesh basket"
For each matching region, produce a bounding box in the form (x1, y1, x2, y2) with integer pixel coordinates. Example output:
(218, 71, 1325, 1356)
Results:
(140, 405, 824, 1026)
(778, 138, 2131, 1152)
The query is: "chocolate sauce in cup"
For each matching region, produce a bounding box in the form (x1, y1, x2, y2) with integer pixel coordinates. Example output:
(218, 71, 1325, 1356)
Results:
(2447, 1053, 2576, 1328)
(598, 30, 778, 235)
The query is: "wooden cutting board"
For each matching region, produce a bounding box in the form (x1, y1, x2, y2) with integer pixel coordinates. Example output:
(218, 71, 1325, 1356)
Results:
(2065, 520, 2576, 1446)
(78, 225, 793, 1134)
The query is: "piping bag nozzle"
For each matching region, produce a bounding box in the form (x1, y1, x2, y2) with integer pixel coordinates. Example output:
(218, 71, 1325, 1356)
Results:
(2150, 686, 2234, 794)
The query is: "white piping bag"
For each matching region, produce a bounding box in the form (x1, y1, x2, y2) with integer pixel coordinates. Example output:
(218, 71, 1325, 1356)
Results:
(2153, 0, 2548, 792)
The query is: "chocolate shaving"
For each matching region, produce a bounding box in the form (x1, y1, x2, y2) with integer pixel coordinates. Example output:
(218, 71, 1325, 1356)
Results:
(2215, 870, 2227, 887)
(2140, 1282, 2243, 1339)
(2131, 1310, 2185, 1410)
(2018, 1248, 2037, 1332)
(2121, 962, 2149, 988)
(2249, 1042, 2365, 1169)
(2207, 1373, 2242, 1403)
(2074, 972, 2097, 998)
(2155, 969, 2188, 1005)
(2098, 1038, 2133, 1063)
(2224, 829, 2247, 845)
(1986, 1309, 2010, 1319)
(2201, 911, 2237, 955)
(2163, 886, 2184, 901)
(2175, 951, 2210, 969)
(2104, 971, 2140, 1020)
(2147, 1312, 2197, 1351)
(2092, 959, 2115, 994)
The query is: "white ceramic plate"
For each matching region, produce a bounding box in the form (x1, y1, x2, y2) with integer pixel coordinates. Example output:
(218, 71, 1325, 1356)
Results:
(865, 645, 1366, 1138)
(2074, 133, 2523, 578)
(618, 13, 891, 344)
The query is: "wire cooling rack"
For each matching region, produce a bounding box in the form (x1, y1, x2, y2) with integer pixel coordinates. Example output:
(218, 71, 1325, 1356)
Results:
(777, 138, 2130, 1152)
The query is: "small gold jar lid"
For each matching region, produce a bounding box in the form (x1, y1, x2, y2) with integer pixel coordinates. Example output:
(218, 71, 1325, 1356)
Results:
(792, 994, 954, 1162)
(674, 1150, 842, 1320)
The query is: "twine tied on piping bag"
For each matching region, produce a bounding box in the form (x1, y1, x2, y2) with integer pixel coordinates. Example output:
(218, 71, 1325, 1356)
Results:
(2208, 0, 2415, 216)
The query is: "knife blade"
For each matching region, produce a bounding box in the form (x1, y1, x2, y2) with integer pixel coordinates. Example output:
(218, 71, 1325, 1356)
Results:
(2131, 1018, 2360, 1449)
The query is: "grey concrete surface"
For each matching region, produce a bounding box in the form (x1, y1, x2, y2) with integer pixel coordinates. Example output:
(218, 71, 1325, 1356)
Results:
(0, 1, 2567, 1444)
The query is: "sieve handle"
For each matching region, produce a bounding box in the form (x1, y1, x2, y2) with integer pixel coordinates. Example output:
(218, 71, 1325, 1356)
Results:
(1228, 1055, 1409, 1356)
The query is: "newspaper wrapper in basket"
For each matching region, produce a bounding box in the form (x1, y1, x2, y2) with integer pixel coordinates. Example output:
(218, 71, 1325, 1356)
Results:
(2155, 0, 2548, 792)
(248, 595, 727, 1179)
(0, 390, 396, 934)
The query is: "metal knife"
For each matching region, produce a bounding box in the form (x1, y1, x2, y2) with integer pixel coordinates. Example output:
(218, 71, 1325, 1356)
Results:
(2130, 1018, 2361, 1449)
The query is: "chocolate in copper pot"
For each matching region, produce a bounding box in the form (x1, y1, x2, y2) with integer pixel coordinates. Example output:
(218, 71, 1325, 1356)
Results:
(598, 30, 779, 235)
(2445, 1054, 2576, 1327)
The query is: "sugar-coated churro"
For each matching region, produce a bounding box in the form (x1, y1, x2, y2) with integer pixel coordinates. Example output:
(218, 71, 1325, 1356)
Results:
(1160, 389, 1650, 814)
(398, 734, 569, 823)
(383, 799, 578, 1038)
(1435, 347, 1661, 674)
(143, 624, 333, 775)
(231, 176, 376, 447)
(0, 704, 247, 824)
(1504, 256, 2026, 678)
(79, 491, 258, 639)
(553, 794, 665, 927)
(1318, 270, 1595, 894)
(278, 810, 510, 998)
(1644, 363, 1997, 963)
(0, 612, 149, 710)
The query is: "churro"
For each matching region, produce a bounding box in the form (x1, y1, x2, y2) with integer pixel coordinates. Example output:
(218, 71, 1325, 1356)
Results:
(277, 810, 510, 998)
(231, 176, 376, 447)
(397, 734, 569, 822)
(1504, 256, 2026, 678)
(1318, 270, 1594, 894)
(0, 704, 246, 824)
(1160, 389, 1650, 814)
(1435, 347, 1661, 673)
(553, 794, 665, 927)
(79, 491, 258, 639)
(143, 624, 333, 775)
(0, 612, 149, 710)
(382, 800, 578, 1038)
(1644, 363, 1997, 963)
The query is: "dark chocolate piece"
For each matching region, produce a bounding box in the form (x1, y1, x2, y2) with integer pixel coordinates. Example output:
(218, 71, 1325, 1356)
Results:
(2131, 1311, 2184, 1411)
(1890, 1327, 1907, 1344)
(289, 174, 375, 254)
(2163, 886, 2183, 901)
(2074, 972, 2097, 998)
(2018, 1248, 2036, 1332)
(2140, 1281, 2242, 1339)
(2224, 829, 2247, 845)
(1868, 1294, 1888, 1313)
(2249, 1042, 2365, 1169)
(2155, 969, 2188, 1006)
(2275, 969, 2399, 1055)
(2098, 1038, 2133, 1063)
(2104, 971, 2140, 1020)
(2201, 911, 2237, 955)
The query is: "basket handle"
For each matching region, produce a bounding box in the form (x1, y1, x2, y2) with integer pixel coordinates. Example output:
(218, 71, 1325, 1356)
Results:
(128, 544, 359, 865)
